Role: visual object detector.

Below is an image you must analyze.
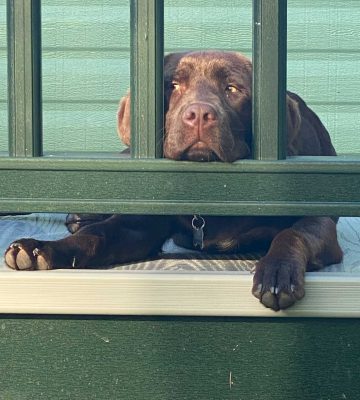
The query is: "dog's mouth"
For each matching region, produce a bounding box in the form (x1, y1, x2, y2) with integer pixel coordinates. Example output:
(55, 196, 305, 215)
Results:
(181, 141, 220, 162)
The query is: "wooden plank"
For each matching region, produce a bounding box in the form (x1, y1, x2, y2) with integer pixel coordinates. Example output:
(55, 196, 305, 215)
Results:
(130, 0, 164, 158)
(42, 104, 124, 153)
(309, 105, 360, 155)
(7, 0, 42, 157)
(40, 2, 130, 49)
(1, 270, 360, 318)
(287, 53, 360, 104)
(41, 52, 130, 102)
(0, 157, 359, 215)
(288, 0, 360, 51)
(0, 316, 359, 399)
(252, 0, 287, 160)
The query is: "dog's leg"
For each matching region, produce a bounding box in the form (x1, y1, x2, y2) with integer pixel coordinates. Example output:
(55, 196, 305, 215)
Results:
(4, 215, 173, 270)
(252, 217, 343, 311)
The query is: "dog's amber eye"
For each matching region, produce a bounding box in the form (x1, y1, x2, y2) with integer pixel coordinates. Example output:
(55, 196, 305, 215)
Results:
(225, 85, 239, 94)
(171, 82, 180, 91)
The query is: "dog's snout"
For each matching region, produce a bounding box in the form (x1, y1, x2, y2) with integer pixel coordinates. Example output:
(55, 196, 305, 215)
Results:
(182, 103, 217, 128)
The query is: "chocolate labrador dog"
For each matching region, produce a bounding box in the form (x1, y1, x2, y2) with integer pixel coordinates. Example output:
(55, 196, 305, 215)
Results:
(4, 51, 343, 311)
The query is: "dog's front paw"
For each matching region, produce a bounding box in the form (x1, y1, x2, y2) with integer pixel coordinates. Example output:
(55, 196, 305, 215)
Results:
(251, 256, 306, 311)
(4, 239, 55, 270)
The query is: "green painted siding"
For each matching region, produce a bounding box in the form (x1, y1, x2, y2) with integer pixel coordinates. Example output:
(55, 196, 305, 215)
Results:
(0, 316, 359, 399)
(0, 0, 360, 154)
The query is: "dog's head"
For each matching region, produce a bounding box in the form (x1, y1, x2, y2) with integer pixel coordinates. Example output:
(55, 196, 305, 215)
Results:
(118, 51, 301, 162)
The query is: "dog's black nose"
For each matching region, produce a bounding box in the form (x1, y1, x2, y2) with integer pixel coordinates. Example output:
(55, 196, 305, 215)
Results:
(182, 103, 218, 129)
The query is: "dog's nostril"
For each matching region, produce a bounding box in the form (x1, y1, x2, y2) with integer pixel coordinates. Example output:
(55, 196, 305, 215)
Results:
(203, 111, 216, 122)
(184, 109, 198, 121)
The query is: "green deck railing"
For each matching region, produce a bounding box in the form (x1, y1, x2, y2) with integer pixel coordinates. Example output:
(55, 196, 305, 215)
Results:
(1, 0, 360, 216)
(1, 5, 360, 398)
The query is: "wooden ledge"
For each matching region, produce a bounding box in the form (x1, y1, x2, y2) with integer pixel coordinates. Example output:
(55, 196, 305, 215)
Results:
(0, 269, 359, 318)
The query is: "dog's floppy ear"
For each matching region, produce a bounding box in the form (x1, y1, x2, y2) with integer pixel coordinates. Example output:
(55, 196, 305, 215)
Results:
(286, 95, 301, 152)
(117, 53, 185, 148)
(117, 91, 131, 147)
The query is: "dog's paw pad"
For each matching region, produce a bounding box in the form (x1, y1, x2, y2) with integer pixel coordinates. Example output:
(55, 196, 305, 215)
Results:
(4, 244, 20, 269)
(33, 249, 51, 270)
(277, 291, 296, 310)
(15, 247, 35, 270)
(260, 291, 280, 311)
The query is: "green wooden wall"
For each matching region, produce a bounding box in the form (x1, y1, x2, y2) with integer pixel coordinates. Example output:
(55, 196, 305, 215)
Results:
(1, 0, 360, 154)
(1, 316, 359, 399)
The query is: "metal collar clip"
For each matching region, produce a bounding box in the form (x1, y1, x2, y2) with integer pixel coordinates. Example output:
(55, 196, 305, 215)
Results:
(192, 215, 205, 250)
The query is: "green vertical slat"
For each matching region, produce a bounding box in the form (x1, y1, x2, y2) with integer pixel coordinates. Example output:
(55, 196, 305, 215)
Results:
(130, 0, 164, 159)
(252, 0, 287, 160)
(7, 0, 42, 157)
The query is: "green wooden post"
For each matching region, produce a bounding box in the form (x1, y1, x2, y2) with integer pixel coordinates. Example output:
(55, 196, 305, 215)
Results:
(7, 0, 42, 157)
(130, 0, 164, 159)
(252, 0, 287, 160)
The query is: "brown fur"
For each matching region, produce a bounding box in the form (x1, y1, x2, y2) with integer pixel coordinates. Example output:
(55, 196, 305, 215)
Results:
(5, 51, 342, 311)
